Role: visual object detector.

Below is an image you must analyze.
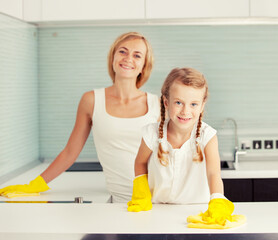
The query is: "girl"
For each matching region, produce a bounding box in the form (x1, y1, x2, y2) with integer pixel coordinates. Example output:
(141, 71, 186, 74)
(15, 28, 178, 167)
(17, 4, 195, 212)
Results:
(128, 67, 235, 225)
(0, 32, 160, 203)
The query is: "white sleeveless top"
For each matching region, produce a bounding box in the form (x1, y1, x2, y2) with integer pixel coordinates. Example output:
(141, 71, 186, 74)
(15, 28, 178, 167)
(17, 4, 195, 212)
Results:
(92, 88, 160, 203)
(143, 119, 217, 204)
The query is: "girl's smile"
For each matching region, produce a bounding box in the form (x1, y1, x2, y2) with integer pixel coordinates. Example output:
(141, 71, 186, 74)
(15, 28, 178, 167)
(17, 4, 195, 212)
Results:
(164, 81, 206, 132)
(177, 116, 192, 123)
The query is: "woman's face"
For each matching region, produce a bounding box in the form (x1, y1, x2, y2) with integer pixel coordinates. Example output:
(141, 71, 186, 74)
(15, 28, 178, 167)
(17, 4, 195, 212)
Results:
(112, 39, 147, 81)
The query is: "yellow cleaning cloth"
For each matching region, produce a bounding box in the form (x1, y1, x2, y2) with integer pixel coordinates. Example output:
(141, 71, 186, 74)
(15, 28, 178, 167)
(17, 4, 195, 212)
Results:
(187, 213, 246, 229)
(0, 175, 49, 199)
(2, 192, 40, 198)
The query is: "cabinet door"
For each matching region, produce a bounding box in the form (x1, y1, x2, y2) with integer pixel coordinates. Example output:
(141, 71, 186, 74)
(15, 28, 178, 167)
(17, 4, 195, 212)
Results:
(0, 0, 23, 19)
(250, 0, 278, 17)
(42, 0, 145, 21)
(223, 179, 253, 202)
(146, 0, 249, 19)
(254, 179, 278, 201)
(23, 0, 42, 22)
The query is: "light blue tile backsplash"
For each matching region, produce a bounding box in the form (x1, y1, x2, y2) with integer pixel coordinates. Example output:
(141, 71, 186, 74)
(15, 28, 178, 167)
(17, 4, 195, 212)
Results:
(38, 25, 278, 160)
(0, 14, 39, 178)
(1, 11, 278, 178)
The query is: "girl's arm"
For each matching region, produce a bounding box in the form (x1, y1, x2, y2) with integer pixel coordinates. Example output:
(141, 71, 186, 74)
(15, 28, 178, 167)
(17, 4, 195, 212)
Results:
(134, 139, 153, 176)
(204, 135, 224, 195)
(201, 135, 239, 226)
(128, 138, 153, 212)
(40, 91, 95, 183)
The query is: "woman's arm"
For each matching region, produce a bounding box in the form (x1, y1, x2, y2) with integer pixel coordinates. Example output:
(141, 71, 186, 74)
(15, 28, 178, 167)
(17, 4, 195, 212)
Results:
(204, 135, 224, 195)
(40, 91, 95, 183)
(134, 139, 153, 176)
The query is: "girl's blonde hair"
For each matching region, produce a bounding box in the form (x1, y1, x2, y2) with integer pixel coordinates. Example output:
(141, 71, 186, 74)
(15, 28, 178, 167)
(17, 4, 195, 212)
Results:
(107, 32, 154, 89)
(158, 67, 208, 166)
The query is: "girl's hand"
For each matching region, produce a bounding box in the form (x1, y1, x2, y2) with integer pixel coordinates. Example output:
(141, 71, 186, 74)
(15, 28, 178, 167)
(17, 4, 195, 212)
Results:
(201, 198, 234, 225)
(127, 174, 152, 212)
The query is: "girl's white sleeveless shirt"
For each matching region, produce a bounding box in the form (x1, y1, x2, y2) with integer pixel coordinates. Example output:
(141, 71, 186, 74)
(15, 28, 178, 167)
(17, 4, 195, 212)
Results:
(92, 88, 160, 203)
(143, 119, 217, 204)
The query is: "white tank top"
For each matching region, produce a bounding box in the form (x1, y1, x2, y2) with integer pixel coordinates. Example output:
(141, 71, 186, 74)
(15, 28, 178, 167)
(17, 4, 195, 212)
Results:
(92, 88, 160, 203)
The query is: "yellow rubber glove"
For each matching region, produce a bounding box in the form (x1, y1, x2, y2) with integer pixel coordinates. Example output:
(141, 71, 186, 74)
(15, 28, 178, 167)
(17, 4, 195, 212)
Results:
(201, 198, 234, 225)
(127, 174, 152, 212)
(187, 197, 246, 229)
(0, 176, 50, 198)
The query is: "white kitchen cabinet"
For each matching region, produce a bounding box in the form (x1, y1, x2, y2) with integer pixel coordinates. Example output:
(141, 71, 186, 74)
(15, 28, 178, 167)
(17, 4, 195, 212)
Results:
(2, 0, 276, 24)
(146, 0, 249, 19)
(0, 0, 23, 19)
(23, 0, 42, 22)
(41, 0, 145, 21)
(250, 0, 278, 17)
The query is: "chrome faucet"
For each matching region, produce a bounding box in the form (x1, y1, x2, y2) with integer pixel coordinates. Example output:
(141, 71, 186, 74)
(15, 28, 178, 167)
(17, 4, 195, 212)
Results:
(222, 118, 246, 169)
(234, 147, 246, 169)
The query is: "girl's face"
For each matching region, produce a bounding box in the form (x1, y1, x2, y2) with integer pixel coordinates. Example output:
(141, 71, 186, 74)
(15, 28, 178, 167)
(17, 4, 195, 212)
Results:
(164, 81, 206, 133)
(112, 39, 146, 81)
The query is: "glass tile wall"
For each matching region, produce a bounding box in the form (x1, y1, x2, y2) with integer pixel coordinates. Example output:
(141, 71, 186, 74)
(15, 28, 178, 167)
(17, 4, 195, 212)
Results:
(0, 13, 39, 178)
(39, 25, 278, 161)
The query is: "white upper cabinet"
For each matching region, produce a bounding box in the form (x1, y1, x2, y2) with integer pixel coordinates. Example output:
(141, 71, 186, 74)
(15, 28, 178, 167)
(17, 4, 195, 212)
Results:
(146, 0, 249, 19)
(2, 0, 276, 23)
(41, 0, 145, 21)
(250, 0, 278, 17)
(23, 0, 42, 22)
(0, 0, 23, 19)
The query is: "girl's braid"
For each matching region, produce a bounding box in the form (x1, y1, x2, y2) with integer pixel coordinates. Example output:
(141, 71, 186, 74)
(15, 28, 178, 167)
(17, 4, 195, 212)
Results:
(193, 112, 204, 162)
(158, 96, 169, 166)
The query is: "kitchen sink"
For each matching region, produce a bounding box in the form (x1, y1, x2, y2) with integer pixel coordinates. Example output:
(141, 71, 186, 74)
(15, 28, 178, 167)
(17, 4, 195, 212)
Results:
(221, 161, 235, 170)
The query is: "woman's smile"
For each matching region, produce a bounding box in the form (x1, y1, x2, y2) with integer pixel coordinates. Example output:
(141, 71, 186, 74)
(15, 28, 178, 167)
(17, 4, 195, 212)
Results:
(120, 64, 134, 70)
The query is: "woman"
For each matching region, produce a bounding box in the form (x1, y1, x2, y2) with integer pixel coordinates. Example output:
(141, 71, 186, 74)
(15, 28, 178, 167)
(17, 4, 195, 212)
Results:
(0, 32, 160, 203)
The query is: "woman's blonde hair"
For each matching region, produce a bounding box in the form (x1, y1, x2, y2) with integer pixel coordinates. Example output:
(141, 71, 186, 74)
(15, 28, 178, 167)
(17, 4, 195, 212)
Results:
(158, 67, 208, 166)
(107, 32, 154, 88)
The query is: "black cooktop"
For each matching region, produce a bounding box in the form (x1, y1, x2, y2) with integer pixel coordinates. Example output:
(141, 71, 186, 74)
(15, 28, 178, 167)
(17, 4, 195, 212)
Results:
(66, 162, 103, 172)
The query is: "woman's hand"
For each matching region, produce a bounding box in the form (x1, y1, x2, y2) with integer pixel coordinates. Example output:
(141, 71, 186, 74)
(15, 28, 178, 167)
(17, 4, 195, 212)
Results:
(0, 176, 50, 198)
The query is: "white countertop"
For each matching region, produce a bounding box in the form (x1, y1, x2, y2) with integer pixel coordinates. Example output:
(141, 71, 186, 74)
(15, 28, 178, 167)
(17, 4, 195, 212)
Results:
(1, 160, 278, 202)
(1, 163, 278, 239)
(0, 163, 110, 203)
(0, 201, 278, 235)
(221, 160, 278, 179)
